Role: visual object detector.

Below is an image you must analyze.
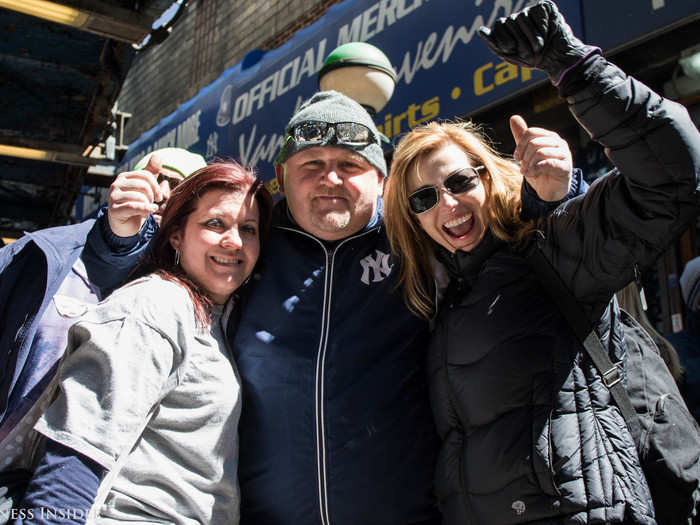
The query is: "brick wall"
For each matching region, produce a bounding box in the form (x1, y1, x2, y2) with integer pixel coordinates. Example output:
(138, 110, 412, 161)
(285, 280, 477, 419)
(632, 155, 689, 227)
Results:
(118, 0, 342, 144)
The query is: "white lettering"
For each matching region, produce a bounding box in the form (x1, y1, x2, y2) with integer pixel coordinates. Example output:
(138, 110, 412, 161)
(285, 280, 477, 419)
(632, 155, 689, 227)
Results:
(260, 70, 280, 104)
(396, 0, 527, 85)
(232, 92, 249, 125)
(206, 131, 218, 158)
(246, 82, 264, 118)
(360, 250, 393, 284)
(216, 84, 233, 127)
(361, 3, 380, 41)
(231, 38, 326, 125)
(277, 56, 299, 97)
(154, 128, 176, 150)
(176, 110, 201, 149)
(317, 38, 327, 76)
(295, 47, 318, 86)
(376, 0, 396, 32)
(396, 0, 422, 18)
(337, 14, 362, 45)
(238, 124, 286, 168)
(337, 0, 425, 46)
(239, 125, 257, 166)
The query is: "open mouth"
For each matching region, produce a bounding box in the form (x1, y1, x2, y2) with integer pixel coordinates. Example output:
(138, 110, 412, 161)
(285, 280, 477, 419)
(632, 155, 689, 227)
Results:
(211, 256, 243, 266)
(442, 213, 474, 238)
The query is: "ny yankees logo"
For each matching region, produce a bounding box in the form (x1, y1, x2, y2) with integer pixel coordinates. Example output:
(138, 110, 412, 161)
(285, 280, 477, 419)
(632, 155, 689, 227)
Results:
(360, 249, 393, 285)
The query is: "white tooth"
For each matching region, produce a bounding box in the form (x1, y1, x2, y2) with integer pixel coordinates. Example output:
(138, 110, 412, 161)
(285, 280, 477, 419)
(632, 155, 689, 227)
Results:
(444, 214, 472, 228)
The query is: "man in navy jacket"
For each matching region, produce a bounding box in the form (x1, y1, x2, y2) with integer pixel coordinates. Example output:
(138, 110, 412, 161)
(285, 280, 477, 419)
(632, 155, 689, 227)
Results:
(233, 92, 441, 524)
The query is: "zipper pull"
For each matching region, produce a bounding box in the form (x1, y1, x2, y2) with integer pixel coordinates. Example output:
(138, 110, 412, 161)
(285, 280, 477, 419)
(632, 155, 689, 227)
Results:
(632, 263, 648, 311)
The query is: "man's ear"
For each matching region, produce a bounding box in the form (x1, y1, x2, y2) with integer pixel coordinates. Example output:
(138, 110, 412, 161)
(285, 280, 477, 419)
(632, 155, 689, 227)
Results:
(275, 164, 286, 195)
(376, 172, 384, 198)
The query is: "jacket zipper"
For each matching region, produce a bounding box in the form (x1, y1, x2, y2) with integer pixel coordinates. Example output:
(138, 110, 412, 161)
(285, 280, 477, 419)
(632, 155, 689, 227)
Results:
(277, 225, 379, 525)
(317, 242, 333, 525)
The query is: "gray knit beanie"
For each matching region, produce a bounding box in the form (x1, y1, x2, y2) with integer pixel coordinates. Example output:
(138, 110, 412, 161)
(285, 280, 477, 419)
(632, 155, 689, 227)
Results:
(274, 91, 387, 177)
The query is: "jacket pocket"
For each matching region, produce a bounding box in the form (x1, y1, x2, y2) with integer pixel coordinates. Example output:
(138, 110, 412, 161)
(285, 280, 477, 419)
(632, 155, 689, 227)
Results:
(52, 294, 90, 318)
(531, 405, 560, 497)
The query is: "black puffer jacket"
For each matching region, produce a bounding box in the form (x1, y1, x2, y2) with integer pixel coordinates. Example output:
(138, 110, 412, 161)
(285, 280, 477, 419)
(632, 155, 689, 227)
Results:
(429, 56, 700, 524)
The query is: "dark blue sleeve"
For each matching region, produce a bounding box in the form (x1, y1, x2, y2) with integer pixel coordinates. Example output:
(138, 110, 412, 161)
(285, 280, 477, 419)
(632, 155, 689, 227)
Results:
(520, 168, 588, 222)
(82, 206, 158, 293)
(13, 440, 103, 525)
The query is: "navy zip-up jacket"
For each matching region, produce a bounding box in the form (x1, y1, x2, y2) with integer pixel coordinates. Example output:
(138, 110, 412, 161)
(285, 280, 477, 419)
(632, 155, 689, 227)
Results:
(232, 201, 442, 525)
(0, 213, 155, 437)
(0, 219, 94, 428)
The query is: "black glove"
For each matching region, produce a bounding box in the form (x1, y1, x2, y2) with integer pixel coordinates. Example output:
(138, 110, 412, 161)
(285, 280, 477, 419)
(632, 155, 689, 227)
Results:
(478, 0, 600, 86)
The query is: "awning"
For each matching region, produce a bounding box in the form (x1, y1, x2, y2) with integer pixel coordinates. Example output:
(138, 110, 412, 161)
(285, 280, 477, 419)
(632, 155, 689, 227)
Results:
(89, 0, 697, 218)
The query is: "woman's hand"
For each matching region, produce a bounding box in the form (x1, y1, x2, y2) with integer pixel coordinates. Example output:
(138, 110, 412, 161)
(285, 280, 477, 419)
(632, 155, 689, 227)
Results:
(510, 115, 572, 202)
(107, 154, 164, 237)
(478, 0, 599, 86)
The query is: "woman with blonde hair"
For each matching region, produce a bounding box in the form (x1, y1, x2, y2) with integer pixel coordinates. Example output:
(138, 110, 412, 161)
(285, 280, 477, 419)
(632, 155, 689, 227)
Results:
(386, 119, 537, 319)
(384, 2, 699, 523)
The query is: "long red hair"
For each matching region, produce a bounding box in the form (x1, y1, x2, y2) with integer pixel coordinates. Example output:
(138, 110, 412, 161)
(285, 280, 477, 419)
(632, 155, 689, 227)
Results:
(133, 161, 273, 326)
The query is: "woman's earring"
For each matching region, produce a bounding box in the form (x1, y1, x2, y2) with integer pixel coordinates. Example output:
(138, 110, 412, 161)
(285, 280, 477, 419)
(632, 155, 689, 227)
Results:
(175, 249, 181, 266)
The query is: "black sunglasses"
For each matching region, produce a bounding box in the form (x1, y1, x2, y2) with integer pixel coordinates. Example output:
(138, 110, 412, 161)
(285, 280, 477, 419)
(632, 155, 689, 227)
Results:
(156, 171, 184, 189)
(288, 120, 377, 147)
(407, 166, 485, 214)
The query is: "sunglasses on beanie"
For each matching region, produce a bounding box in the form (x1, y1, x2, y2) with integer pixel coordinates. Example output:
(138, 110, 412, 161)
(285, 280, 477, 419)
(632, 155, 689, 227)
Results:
(287, 120, 377, 148)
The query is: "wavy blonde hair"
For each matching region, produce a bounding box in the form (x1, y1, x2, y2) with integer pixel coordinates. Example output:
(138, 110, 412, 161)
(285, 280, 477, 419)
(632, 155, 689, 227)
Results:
(385, 121, 534, 319)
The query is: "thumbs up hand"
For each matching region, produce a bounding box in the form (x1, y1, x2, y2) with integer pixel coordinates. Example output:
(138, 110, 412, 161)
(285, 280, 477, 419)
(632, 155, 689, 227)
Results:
(510, 115, 573, 202)
(107, 154, 166, 237)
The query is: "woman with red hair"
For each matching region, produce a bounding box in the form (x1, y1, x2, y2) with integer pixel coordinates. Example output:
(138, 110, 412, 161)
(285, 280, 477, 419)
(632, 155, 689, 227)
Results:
(14, 162, 272, 525)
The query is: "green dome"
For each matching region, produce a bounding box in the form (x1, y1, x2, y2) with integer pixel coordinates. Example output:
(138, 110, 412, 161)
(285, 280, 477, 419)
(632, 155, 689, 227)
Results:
(319, 42, 396, 82)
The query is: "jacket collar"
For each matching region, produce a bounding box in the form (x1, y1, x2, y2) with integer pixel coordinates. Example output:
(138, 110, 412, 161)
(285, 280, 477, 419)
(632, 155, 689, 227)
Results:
(26, 219, 95, 253)
(433, 230, 504, 311)
(434, 229, 504, 284)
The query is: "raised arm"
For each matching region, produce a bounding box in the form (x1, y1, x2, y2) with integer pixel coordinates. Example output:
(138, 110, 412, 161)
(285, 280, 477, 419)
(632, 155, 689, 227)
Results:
(480, 0, 700, 306)
(81, 157, 164, 292)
